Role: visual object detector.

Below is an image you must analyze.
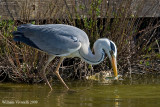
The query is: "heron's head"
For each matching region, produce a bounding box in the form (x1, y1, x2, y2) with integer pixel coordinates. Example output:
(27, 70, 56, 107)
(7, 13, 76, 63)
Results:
(96, 38, 118, 78)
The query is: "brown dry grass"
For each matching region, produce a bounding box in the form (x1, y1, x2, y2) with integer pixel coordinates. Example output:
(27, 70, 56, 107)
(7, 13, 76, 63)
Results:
(0, 0, 159, 83)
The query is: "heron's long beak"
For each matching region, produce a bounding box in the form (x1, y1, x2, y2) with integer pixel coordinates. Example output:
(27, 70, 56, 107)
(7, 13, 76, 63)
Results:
(111, 56, 118, 78)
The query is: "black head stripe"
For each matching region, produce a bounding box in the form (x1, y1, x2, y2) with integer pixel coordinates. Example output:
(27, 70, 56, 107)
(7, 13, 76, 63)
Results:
(110, 41, 115, 53)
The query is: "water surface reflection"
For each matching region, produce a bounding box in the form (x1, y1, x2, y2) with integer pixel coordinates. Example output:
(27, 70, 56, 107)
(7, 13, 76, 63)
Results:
(0, 77, 160, 107)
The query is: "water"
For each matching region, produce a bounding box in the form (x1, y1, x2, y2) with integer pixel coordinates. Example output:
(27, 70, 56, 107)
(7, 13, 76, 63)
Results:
(0, 78, 160, 107)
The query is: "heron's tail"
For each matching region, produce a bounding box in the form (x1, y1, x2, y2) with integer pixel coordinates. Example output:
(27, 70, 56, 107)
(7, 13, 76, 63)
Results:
(12, 24, 32, 41)
(12, 31, 40, 50)
(12, 31, 24, 42)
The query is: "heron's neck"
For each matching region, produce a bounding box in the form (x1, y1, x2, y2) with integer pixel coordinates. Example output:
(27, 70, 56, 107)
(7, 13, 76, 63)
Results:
(79, 40, 105, 65)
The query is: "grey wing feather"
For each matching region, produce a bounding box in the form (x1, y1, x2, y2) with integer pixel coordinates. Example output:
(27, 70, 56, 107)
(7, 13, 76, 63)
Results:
(17, 24, 82, 55)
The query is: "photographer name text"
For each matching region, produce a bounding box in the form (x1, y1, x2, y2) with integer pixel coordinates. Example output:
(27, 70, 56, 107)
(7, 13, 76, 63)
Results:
(2, 100, 38, 105)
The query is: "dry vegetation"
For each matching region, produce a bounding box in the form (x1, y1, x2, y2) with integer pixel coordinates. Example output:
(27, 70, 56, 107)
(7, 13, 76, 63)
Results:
(0, 0, 159, 83)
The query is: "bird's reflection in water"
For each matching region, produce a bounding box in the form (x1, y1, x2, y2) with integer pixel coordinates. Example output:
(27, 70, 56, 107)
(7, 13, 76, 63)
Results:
(45, 82, 122, 107)
(114, 95, 121, 107)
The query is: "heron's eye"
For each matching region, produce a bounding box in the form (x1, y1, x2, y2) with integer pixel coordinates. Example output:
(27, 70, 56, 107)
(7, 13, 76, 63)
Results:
(110, 41, 115, 53)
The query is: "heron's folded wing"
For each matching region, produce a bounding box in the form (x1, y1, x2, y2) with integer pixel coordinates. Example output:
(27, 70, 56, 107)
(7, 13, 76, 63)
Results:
(17, 24, 81, 55)
(32, 34, 81, 55)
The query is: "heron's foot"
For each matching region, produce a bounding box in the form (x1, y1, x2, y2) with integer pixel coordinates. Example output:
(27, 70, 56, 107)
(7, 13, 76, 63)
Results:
(44, 77, 53, 91)
(42, 73, 53, 91)
(54, 71, 70, 90)
(49, 86, 53, 91)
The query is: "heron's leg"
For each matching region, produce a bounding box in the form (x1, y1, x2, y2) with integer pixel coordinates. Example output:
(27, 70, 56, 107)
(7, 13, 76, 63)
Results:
(54, 57, 69, 90)
(43, 55, 55, 90)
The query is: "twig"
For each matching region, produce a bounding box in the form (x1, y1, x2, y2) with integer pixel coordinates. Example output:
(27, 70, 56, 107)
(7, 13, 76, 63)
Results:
(155, 39, 160, 54)
(0, 32, 21, 50)
(146, 28, 157, 46)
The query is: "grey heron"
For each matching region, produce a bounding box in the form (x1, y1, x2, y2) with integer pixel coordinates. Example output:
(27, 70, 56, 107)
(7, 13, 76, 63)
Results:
(12, 24, 118, 90)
